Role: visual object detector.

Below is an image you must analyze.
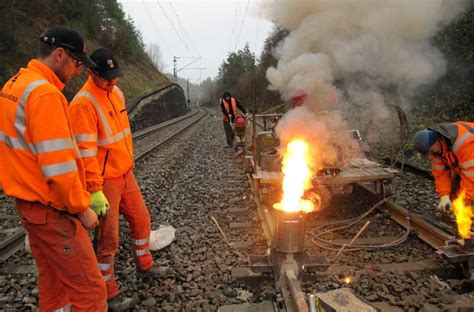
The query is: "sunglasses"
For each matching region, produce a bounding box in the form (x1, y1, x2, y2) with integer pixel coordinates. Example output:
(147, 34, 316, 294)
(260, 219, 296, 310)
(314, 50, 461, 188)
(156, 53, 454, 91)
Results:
(64, 49, 83, 68)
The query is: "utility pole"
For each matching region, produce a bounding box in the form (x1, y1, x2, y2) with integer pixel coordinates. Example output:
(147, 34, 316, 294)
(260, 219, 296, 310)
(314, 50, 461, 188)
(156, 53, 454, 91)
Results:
(186, 79, 190, 110)
(173, 56, 201, 79)
(173, 56, 177, 77)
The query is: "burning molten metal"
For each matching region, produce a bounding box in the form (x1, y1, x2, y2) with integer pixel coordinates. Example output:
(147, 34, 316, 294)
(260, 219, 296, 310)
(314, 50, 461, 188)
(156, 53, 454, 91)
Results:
(273, 140, 315, 213)
(451, 190, 473, 239)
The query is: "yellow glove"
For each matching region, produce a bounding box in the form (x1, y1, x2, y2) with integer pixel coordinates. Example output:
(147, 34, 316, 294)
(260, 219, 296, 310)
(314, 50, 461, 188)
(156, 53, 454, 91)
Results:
(437, 195, 452, 213)
(90, 191, 109, 217)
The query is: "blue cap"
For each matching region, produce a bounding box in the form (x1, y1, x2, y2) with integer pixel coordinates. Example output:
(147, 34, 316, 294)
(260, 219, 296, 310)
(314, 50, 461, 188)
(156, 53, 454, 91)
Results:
(413, 130, 440, 154)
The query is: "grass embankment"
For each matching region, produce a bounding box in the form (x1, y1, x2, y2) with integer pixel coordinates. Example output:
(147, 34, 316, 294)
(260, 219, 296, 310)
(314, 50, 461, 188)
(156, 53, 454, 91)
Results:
(1, 17, 168, 107)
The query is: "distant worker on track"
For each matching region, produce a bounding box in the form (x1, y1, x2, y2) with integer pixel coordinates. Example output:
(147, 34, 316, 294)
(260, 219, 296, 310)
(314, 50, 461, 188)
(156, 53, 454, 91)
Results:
(219, 91, 247, 147)
(413, 122, 474, 212)
(69, 48, 156, 309)
(0, 25, 107, 311)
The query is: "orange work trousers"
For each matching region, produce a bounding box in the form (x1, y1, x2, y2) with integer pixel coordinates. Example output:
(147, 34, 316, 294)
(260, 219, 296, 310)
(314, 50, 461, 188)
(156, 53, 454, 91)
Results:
(16, 200, 107, 311)
(97, 169, 153, 299)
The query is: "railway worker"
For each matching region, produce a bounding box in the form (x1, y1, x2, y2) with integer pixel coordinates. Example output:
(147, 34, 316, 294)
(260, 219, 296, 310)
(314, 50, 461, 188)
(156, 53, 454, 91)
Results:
(219, 91, 247, 147)
(69, 48, 155, 308)
(413, 122, 474, 212)
(0, 26, 107, 311)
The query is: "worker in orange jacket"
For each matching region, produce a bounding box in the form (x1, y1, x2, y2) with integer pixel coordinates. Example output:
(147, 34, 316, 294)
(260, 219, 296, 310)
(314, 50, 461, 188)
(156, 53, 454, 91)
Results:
(69, 48, 154, 306)
(0, 26, 107, 311)
(220, 91, 247, 147)
(414, 122, 474, 211)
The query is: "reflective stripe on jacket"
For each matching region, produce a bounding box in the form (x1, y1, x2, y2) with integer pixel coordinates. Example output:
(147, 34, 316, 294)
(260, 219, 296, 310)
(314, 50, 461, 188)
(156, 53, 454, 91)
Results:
(69, 77, 134, 192)
(429, 121, 474, 201)
(0, 60, 91, 213)
(220, 97, 238, 122)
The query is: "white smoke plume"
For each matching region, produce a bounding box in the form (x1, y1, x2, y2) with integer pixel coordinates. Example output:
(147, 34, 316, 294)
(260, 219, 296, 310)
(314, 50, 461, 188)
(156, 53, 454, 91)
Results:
(265, 0, 466, 166)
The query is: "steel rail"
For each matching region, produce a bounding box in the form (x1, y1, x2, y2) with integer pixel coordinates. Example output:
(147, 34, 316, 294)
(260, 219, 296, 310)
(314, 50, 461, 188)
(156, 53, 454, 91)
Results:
(135, 110, 208, 161)
(133, 109, 200, 140)
(355, 183, 456, 248)
(0, 228, 26, 261)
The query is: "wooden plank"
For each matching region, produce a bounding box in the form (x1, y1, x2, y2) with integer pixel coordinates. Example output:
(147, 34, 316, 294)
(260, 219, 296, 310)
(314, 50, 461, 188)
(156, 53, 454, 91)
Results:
(254, 163, 394, 186)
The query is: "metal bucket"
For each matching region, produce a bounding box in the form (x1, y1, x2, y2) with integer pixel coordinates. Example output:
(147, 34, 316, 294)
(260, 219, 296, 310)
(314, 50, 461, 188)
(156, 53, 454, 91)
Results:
(274, 209, 305, 253)
(260, 148, 281, 172)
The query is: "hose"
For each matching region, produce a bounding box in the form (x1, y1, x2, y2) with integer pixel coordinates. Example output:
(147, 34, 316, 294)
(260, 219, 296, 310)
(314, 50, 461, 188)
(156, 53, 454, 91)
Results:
(310, 195, 412, 252)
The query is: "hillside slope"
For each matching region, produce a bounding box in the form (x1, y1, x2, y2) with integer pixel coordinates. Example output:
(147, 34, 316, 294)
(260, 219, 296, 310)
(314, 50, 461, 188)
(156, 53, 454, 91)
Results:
(0, 0, 168, 104)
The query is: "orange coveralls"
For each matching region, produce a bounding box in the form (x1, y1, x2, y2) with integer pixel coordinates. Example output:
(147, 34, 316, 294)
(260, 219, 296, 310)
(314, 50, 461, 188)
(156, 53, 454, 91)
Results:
(69, 77, 153, 299)
(429, 122, 474, 202)
(0, 60, 107, 311)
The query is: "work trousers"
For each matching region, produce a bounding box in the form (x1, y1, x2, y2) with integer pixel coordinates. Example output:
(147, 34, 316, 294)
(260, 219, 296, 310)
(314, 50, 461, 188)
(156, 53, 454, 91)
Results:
(97, 169, 153, 299)
(223, 121, 234, 145)
(16, 200, 107, 312)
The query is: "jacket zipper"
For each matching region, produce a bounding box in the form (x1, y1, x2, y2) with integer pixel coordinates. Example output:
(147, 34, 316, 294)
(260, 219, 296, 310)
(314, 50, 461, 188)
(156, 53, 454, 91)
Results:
(107, 91, 134, 163)
(101, 151, 110, 176)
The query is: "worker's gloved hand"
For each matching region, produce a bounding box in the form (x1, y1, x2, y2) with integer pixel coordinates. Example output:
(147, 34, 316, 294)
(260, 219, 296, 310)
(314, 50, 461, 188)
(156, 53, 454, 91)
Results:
(437, 195, 452, 213)
(89, 191, 109, 217)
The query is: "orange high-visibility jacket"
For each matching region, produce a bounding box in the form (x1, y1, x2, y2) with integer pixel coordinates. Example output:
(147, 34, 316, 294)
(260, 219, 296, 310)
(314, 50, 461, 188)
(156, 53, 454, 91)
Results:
(69, 77, 134, 192)
(220, 97, 238, 122)
(0, 60, 91, 213)
(429, 122, 474, 201)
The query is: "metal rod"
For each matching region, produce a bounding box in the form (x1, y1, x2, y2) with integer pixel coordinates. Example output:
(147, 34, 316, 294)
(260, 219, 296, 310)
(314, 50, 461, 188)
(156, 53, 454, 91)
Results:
(332, 221, 370, 262)
(252, 76, 257, 175)
(211, 216, 231, 246)
(260, 103, 287, 115)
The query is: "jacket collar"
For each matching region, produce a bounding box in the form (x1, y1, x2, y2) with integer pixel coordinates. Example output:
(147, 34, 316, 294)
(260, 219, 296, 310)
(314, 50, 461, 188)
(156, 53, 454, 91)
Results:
(27, 59, 65, 91)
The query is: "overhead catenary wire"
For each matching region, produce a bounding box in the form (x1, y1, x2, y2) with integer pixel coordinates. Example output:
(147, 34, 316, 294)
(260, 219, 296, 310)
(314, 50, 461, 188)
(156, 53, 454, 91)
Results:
(253, 0, 263, 52)
(142, 0, 171, 56)
(168, 1, 201, 57)
(228, 0, 240, 53)
(235, 0, 251, 50)
(156, 0, 191, 53)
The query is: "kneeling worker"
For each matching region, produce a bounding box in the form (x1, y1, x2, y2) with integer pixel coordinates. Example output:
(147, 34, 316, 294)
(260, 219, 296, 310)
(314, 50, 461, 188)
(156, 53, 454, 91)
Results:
(413, 121, 474, 211)
(69, 48, 156, 307)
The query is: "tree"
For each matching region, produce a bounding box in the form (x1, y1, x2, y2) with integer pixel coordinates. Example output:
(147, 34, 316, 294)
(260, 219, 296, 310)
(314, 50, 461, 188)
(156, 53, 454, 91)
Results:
(146, 43, 165, 71)
(216, 43, 256, 107)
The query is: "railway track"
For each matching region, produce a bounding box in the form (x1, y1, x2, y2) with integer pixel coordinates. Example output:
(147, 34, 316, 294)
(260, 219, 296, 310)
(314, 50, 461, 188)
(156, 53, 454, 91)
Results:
(134, 109, 208, 161)
(0, 109, 208, 263)
(216, 118, 474, 311)
(220, 167, 474, 311)
(1, 111, 472, 311)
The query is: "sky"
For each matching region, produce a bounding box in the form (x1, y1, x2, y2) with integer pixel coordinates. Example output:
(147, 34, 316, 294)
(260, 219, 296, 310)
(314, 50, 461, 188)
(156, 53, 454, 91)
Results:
(118, 0, 274, 83)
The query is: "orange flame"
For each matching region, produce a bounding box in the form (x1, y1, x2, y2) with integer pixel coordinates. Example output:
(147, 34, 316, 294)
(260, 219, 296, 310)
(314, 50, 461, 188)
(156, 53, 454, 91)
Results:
(273, 140, 314, 213)
(451, 190, 473, 239)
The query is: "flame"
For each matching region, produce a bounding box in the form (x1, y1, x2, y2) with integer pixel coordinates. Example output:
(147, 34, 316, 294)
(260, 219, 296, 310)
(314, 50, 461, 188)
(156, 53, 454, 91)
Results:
(343, 276, 352, 284)
(451, 190, 473, 239)
(273, 139, 314, 213)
